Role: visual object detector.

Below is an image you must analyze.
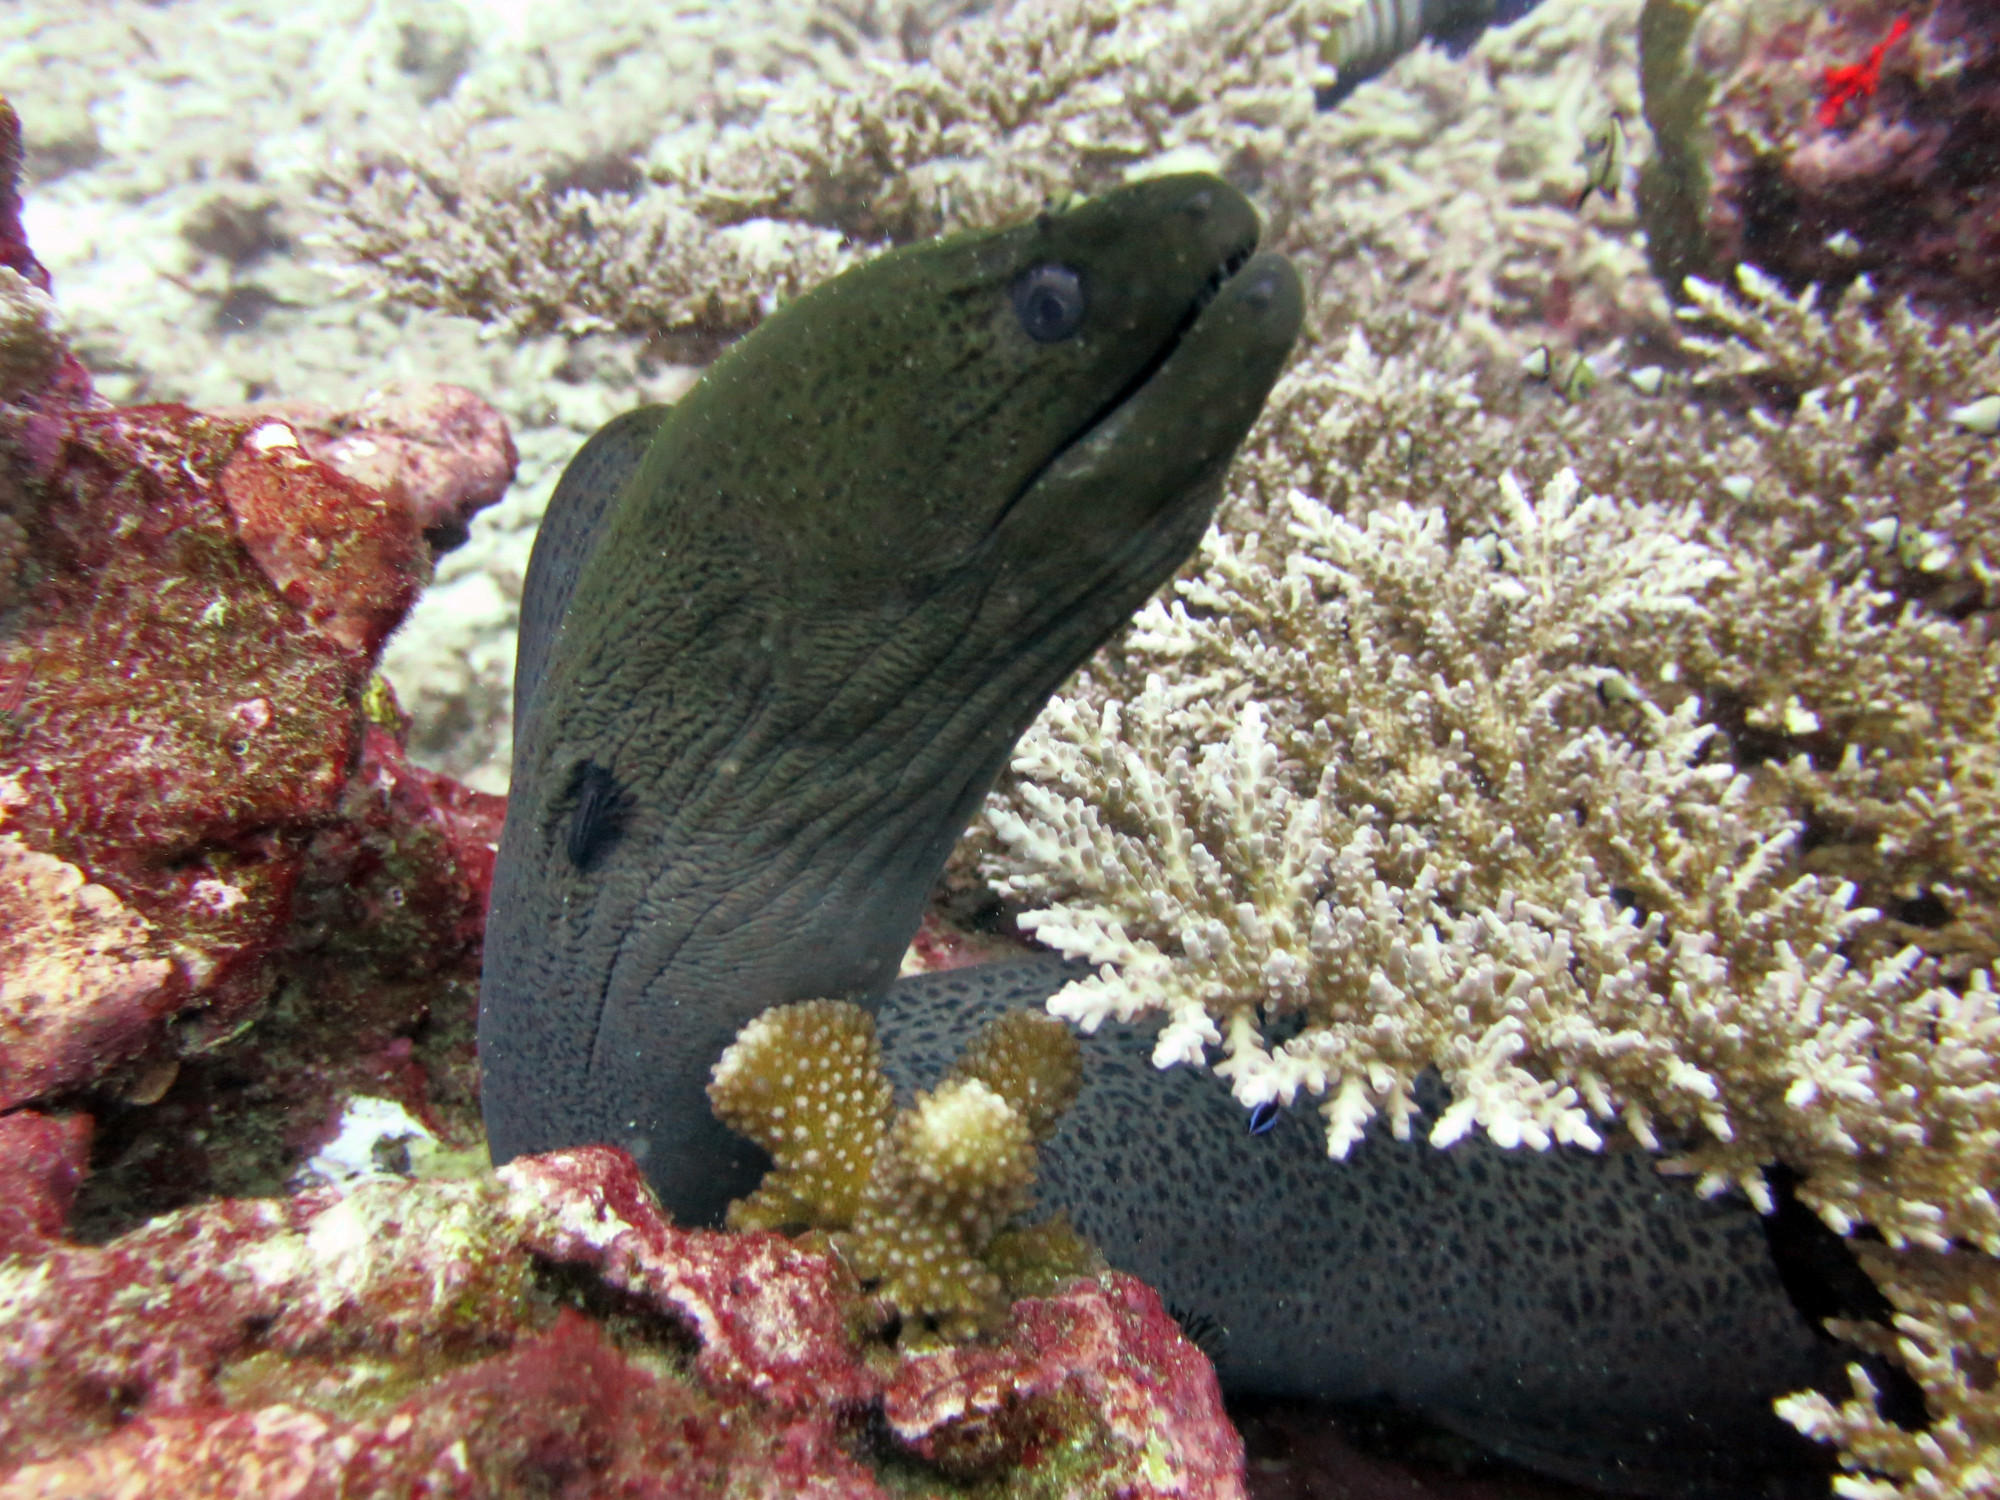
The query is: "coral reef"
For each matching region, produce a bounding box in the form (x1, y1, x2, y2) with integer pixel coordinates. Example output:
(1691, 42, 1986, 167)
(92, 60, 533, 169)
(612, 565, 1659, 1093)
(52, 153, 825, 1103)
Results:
(0, 1144, 1243, 1499)
(5, 0, 961, 792)
(13, 0, 2000, 1489)
(320, 0, 1659, 792)
(711, 1002, 1090, 1340)
(321, 0, 1352, 343)
(1638, 0, 2000, 317)
(972, 255, 2000, 1496)
(0, 87, 1256, 1496)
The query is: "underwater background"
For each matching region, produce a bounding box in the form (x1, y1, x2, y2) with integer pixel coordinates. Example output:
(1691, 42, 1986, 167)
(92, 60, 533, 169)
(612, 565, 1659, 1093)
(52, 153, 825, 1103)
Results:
(0, 2, 1996, 1497)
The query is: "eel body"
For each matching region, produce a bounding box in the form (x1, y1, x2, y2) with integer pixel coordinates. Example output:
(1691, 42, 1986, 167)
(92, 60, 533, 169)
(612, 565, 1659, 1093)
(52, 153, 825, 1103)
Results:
(481, 175, 1844, 1498)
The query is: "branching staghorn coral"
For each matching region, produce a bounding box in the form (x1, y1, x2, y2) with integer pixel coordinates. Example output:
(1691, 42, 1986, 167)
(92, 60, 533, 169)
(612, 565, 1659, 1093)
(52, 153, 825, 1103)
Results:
(1776, 1246, 2000, 1500)
(709, 1001, 1088, 1340)
(322, 0, 1661, 360)
(321, 0, 1360, 341)
(1677, 265, 2000, 616)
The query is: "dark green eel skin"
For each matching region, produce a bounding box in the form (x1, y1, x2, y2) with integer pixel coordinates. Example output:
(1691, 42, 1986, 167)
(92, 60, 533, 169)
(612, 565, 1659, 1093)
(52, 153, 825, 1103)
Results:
(481, 175, 1846, 1499)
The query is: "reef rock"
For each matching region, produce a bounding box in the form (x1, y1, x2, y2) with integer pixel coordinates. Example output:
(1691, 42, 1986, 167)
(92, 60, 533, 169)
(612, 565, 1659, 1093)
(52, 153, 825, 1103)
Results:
(0, 91, 509, 1216)
(1639, 0, 2000, 316)
(219, 382, 520, 556)
(0, 1145, 1243, 1500)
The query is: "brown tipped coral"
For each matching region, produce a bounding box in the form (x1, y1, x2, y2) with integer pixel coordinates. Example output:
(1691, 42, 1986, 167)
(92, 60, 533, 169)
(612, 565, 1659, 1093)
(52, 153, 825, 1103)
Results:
(709, 1000, 1086, 1341)
(944, 1009, 1083, 1141)
(706, 998, 894, 1232)
(847, 1077, 1039, 1341)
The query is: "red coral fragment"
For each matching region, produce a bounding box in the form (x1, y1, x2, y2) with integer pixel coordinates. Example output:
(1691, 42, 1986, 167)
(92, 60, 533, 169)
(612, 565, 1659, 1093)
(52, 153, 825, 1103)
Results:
(0, 1111, 91, 1256)
(1818, 14, 1910, 128)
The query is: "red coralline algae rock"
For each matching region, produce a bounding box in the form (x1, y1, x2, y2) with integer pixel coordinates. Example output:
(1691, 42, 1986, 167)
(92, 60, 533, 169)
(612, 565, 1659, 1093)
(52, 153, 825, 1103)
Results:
(0, 831, 180, 1106)
(0, 400, 397, 1092)
(0, 101, 38, 292)
(0, 1110, 90, 1257)
(1640, 0, 2000, 316)
(0, 1147, 1247, 1499)
(222, 384, 519, 555)
(218, 418, 428, 656)
(899, 907, 1037, 977)
(0, 1315, 884, 1500)
(291, 718, 505, 991)
(886, 1272, 1247, 1498)
(0, 105, 510, 1123)
(501, 1146, 877, 1412)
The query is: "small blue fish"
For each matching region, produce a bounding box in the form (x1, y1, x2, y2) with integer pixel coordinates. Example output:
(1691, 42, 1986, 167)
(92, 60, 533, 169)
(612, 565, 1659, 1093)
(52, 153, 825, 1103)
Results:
(1248, 1100, 1282, 1136)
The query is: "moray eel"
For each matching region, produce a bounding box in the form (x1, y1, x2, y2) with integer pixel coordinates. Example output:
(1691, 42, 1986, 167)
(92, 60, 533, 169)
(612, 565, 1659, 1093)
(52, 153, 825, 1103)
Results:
(482, 174, 1298, 1222)
(482, 175, 1844, 1498)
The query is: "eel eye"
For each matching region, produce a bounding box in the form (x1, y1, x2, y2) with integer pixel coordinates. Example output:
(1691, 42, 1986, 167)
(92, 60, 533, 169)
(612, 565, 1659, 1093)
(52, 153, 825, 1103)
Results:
(1012, 263, 1087, 343)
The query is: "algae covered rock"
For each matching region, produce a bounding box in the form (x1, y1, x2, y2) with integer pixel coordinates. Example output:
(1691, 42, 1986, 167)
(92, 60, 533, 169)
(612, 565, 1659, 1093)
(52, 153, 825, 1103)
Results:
(0, 92, 511, 1223)
(1639, 0, 2000, 315)
(0, 1143, 1243, 1500)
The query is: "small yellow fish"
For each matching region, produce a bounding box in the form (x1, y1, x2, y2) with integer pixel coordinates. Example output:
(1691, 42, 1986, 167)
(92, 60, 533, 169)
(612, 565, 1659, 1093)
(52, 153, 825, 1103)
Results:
(1520, 344, 1596, 399)
(1576, 110, 1627, 210)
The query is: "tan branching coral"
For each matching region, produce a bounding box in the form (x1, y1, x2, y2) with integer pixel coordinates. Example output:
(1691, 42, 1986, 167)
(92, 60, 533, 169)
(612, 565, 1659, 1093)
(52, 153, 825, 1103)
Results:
(322, 0, 1360, 342)
(1777, 1246, 2000, 1500)
(1676, 265, 2000, 615)
(942, 1003, 1083, 1138)
(847, 1076, 1038, 1338)
(710, 1002, 1086, 1340)
(707, 998, 895, 1232)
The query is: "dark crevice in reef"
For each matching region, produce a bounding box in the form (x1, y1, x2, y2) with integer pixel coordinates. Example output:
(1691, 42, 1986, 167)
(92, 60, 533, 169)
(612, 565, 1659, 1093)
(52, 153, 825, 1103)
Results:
(1763, 1167, 1932, 1435)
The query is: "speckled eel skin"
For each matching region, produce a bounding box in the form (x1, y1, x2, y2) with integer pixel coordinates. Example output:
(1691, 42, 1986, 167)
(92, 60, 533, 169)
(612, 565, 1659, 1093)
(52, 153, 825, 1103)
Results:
(479, 175, 1845, 1500)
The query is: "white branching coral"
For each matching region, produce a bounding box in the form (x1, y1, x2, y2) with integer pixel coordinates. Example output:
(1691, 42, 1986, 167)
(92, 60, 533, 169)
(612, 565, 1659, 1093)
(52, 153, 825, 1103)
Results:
(984, 465, 2000, 1261)
(975, 263, 2000, 1491)
(324, 0, 1359, 341)
(1776, 1245, 2000, 1500)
